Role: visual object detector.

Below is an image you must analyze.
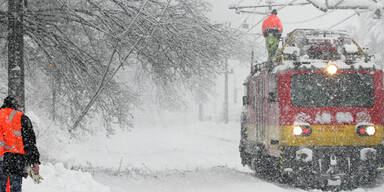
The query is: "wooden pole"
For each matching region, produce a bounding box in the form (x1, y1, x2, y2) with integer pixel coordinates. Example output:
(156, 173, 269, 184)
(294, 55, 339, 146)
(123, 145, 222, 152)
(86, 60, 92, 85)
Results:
(8, 0, 25, 111)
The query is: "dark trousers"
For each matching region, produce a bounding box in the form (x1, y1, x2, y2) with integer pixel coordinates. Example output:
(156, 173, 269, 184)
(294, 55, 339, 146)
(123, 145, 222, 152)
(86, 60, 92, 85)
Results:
(0, 174, 22, 192)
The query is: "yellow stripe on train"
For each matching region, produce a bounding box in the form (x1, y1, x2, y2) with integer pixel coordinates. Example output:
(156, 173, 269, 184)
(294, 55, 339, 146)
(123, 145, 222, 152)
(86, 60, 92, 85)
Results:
(282, 125, 384, 146)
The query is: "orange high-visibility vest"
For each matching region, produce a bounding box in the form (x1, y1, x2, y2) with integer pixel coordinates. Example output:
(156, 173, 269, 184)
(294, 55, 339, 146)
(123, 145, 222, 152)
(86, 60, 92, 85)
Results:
(262, 14, 283, 35)
(0, 108, 25, 155)
(0, 109, 7, 158)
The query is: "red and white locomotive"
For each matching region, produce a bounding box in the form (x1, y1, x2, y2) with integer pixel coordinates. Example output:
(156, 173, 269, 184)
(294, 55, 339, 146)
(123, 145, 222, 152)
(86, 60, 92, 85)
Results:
(240, 29, 384, 188)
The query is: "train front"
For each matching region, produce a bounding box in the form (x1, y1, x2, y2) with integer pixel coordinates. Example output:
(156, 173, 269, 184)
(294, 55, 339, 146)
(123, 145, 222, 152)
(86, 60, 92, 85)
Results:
(278, 62, 384, 188)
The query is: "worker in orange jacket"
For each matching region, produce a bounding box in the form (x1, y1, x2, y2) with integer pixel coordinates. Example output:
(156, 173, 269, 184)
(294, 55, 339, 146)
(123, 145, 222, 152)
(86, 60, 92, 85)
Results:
(262, 9, 283, 60)
(0, 96, 40, 192)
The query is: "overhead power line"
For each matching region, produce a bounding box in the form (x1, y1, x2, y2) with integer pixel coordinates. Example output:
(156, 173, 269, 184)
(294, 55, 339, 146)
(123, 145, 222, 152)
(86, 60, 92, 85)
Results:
(245, 0, 301, 34)
(307, 0, 379, 11)
(328, 12, 358, 29)
(285, 12, 331, 24)
(229, 2, 310, 10)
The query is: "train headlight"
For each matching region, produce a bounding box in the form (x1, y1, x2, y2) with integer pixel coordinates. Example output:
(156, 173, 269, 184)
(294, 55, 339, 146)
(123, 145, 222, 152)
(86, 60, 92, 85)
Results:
(366, 126, 376, 136)
(293, 125, 312, 136)
(357, 124, 376, 136)
(293, 126, 303, 135)
(326, 63, 338, 75)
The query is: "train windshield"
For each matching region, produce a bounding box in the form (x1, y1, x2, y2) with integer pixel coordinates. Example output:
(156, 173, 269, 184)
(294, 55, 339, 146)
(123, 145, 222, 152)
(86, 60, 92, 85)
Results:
(291, 73, 374, 107)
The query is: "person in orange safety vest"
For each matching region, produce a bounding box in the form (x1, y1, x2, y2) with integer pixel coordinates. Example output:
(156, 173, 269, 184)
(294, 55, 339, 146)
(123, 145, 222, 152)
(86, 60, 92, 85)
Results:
(0, 96, 40, 192)
(262, 9, 283, 60)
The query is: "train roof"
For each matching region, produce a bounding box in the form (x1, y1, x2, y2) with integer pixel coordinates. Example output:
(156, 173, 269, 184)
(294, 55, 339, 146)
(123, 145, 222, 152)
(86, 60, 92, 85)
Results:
(286, 28, 349, 38)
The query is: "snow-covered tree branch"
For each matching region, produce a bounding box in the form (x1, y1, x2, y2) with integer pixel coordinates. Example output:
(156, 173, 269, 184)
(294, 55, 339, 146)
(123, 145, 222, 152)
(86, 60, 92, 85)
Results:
(0, 0, 235, 133)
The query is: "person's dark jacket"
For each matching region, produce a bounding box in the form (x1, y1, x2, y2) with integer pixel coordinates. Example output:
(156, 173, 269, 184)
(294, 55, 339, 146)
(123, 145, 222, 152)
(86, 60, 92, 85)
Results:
(1, 105, 40, 177)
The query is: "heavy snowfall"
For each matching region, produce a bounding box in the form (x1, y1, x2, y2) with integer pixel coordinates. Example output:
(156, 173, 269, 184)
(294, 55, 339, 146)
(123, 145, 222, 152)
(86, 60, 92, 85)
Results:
(1, 0, 384, 191)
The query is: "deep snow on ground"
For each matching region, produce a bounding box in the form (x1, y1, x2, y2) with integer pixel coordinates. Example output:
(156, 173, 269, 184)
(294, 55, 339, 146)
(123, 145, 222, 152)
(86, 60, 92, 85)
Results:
(47, 119, 384, 192)
(94, 167, 384, 192)
(94, 167, 294, 192)
(21, 118, 384, 192)
(23, 163, 110, 192)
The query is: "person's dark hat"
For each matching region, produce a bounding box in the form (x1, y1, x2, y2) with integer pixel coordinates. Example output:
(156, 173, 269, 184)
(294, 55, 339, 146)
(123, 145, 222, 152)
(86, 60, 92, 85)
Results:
(272, 9, 277, 15)
(3, 95, 18, 109)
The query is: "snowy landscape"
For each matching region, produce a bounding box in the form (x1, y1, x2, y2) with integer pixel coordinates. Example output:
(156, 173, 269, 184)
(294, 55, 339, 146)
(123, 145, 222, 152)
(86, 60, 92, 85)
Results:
(1, 0, 384, 192)
(23, 119, 384, 192)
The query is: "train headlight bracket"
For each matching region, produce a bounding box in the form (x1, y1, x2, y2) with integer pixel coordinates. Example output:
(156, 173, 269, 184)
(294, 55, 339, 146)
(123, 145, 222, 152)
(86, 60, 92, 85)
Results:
(356, 124, 376, 136)
(293, 125, 312, 136)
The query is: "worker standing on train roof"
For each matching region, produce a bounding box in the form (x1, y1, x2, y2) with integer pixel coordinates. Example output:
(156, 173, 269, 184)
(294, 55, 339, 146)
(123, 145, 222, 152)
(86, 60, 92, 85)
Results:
(262, 9, 283, 60)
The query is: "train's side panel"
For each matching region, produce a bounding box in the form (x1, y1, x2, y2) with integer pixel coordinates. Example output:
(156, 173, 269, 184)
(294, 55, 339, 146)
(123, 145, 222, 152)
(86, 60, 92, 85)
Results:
(244, 73, 265, 144)
(245, 74, 265, 143)
(243, 71, 281, 157)
(244, 76, 256, 142)
(265, 73, 281, 157)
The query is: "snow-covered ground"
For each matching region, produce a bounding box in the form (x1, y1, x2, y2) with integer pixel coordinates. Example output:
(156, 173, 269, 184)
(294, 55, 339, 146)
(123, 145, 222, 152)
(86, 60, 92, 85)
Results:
(50, 121, 243, 172)
(94, 167, 384, 192)
(94, 167, 291, 192)
(23, 163, 110, 192)
(30, 119, 384, 192)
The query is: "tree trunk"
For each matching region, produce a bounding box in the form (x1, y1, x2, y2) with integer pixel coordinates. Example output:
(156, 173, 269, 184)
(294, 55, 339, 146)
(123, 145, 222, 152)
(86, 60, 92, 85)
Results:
(8, 0, 25, 111)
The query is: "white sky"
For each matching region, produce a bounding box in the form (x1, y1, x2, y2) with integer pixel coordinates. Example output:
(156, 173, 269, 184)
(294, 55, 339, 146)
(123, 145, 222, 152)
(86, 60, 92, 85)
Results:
(205, 0, 361, 36)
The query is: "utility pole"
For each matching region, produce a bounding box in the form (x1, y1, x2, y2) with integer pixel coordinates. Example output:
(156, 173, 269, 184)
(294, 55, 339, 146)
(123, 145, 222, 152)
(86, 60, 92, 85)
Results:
(50, 63, 56, 120)
(198, 102, 204, 121)
(8, 0, 25, 111)
(197, 78, 205, 121)
(224, 58, 229, 124)
(251, 51, 254, 72)
(233, 69, 237, 104)
(223, 58, 233, 124)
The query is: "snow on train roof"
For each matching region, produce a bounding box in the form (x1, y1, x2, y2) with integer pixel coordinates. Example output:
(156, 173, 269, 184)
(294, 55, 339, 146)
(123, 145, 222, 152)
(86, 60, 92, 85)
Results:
(246, 29, 380, 80)
(287, 28, 348, 40)
(269, 28, 378, 73)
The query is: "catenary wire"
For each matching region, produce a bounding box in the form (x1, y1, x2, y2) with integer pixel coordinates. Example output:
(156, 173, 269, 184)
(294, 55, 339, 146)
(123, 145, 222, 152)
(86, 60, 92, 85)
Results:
(328, 12, 358, 29)
(285, 11, 331, 24)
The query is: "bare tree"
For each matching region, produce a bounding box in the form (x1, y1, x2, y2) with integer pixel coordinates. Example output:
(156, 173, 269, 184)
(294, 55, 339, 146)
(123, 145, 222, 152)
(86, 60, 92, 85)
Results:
(0, 0, 233, 133)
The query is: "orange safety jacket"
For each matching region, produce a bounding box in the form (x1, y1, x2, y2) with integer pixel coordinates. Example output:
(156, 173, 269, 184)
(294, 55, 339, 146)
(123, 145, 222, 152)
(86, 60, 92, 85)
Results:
(0, 121, 3, 159)
(0, 108, 25, 155)
(0, 108, 25, 192)
(262, 14, 283, 35)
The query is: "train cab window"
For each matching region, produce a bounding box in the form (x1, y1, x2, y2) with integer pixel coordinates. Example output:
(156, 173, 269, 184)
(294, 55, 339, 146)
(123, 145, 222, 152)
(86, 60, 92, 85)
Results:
(268, 74, 278, 103)
(261, 78, 265, 100)
(259, 76, 265, 140)
(242, 83, 250, 106)
(253, 80, 259, 110)
(245, 83, 249, 96)
(291, 73, 374, 107)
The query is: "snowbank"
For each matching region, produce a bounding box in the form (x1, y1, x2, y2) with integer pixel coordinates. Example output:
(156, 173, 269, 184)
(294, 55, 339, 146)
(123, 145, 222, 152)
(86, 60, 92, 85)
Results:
(23, 163, 110, 192)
